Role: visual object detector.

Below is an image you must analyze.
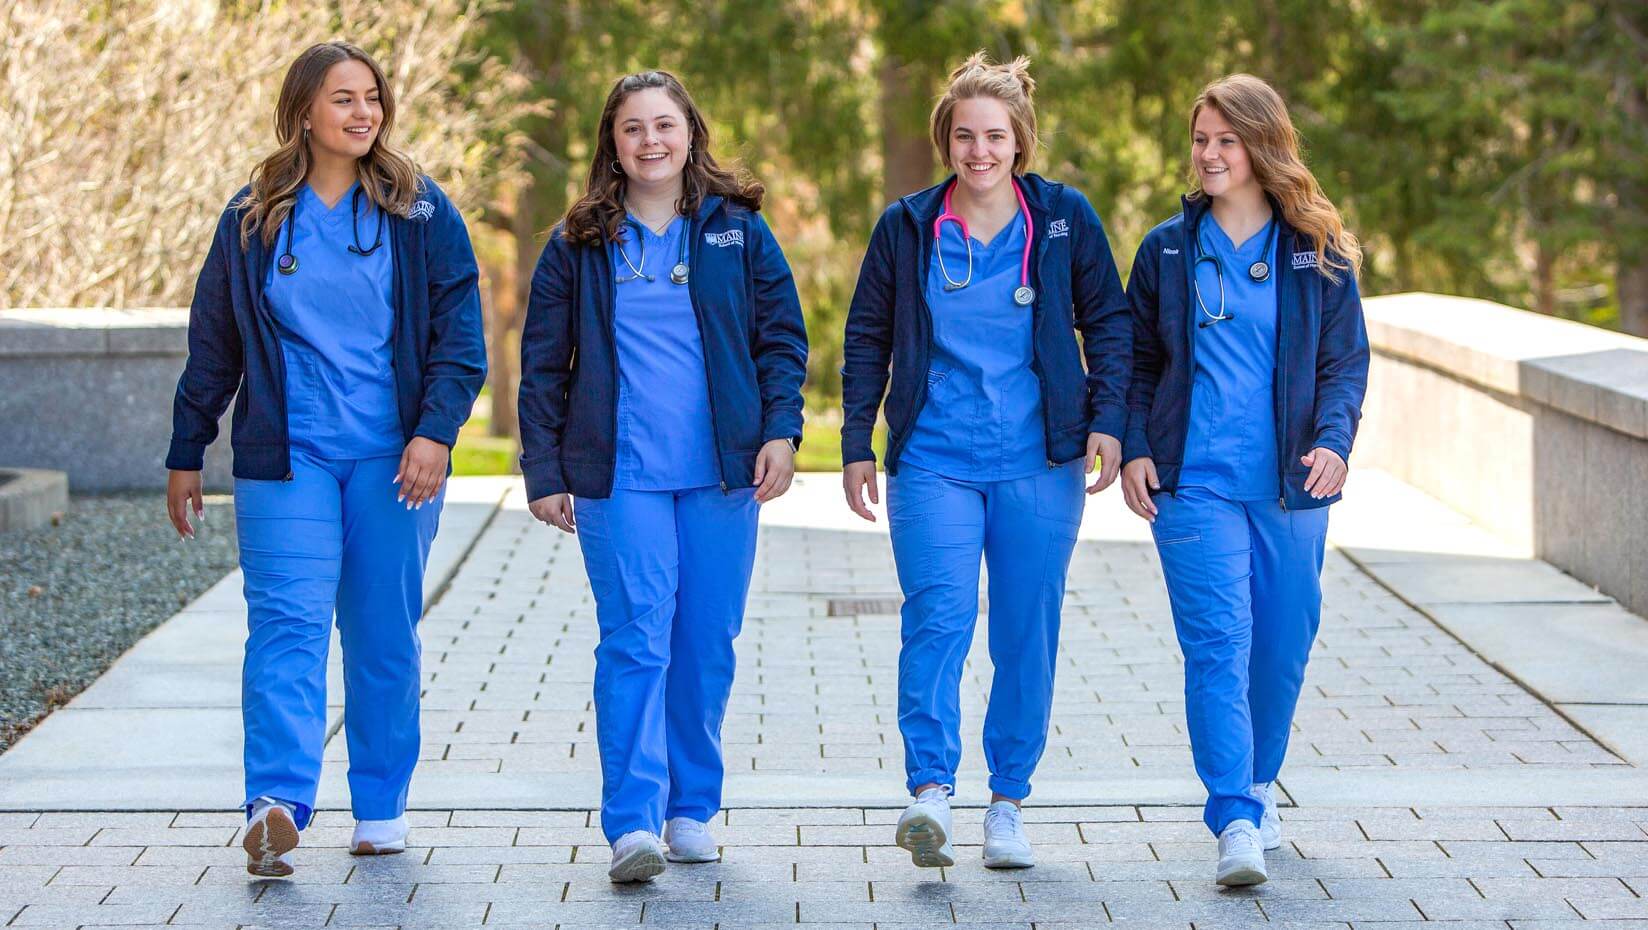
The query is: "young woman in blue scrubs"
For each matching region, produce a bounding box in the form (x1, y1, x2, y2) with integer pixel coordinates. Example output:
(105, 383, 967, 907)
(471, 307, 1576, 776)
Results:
(164, 42, 486, 877)
(1121, 74, 1369, 887)
(518, 70, 808, 883)
(840, 53, 1132, 871)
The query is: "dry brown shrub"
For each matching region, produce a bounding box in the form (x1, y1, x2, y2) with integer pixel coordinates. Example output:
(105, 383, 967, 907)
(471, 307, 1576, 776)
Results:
(0, 0, 530, 309)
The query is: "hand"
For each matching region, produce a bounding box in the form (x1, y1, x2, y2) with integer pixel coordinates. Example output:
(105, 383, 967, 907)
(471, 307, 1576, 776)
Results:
(166, 469, 205, 540)
(1301, 447, 1348, 499)
(1084, 432, 1122, 494)
(842, 460, 880, 522)
(752, 438, 796, 503)
(395, 437, 449, 509)
(1120, 458, 1160, 523)
(529, 493, 577, 533)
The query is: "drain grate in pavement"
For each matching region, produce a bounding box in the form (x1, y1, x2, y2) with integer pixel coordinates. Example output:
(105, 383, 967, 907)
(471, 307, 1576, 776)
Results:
(826, 596, 903, 616)
(825, 596, 989, 616)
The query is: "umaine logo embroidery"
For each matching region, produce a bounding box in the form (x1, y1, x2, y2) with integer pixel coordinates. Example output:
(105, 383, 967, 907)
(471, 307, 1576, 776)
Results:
(408, 200, 435, 222)
(704, 230, 744, 248)
(1290, 250, 1318, 269)
(1047, 218, 1070, 238)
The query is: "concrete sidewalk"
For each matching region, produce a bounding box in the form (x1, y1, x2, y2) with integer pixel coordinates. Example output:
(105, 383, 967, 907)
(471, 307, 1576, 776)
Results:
(3, 468, 1648, 928)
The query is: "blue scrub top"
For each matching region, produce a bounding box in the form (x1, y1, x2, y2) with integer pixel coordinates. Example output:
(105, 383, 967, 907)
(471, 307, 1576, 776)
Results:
(1179, 214, 1281, 501)
(901, 216, 1046, 482)
(607, 216, 720, 491)
(264, 182, 403, 460)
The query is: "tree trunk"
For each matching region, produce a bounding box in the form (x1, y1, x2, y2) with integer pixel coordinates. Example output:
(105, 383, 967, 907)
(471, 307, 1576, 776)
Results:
(1533, 239, 1557, 317)
(486, 245, 519, 440)
(879, 54, 935, 202)
(1608, 3, 1648, 335)
(1619, 256, 1648, 338)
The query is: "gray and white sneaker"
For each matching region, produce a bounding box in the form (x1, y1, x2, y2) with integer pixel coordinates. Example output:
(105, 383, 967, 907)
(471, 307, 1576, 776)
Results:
(242, 797, 299, 878)
(981, 801, 1035, 869)
(608, 830, 667, 883)
(1254, 782, 1282, 850)
(350, 815, 408, 856)
(1216, 819, 1268, 886)
(663, 817, 720, 863)
(895, 786, 955, 868)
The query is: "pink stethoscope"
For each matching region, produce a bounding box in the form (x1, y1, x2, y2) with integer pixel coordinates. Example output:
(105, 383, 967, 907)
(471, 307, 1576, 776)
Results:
(932, 176, 1036, 307)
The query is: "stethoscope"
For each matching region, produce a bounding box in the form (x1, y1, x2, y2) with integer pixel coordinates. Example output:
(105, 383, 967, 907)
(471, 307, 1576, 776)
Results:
(1191, 212, 1278, 328)
(933, 177, 1036, 307)
(614, 216, 690, 285)
(274, 185, 385, 276)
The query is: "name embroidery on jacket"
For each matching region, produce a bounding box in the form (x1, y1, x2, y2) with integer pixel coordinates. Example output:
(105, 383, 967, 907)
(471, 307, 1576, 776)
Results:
(704, 230, 744, 248)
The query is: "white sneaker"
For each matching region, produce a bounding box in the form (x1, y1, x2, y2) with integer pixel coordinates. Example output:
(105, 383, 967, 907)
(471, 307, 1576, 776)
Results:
(895, 786, 955, 868)
(981, 801, 1035, 869)
(242, 797, 299, 878)
(1254, 782, 1282, 850)
(350, 816, 408, 856)
(608, 830, 667, 883)
(1216, 819, 1268, 886)
(663, 817, 720, 863)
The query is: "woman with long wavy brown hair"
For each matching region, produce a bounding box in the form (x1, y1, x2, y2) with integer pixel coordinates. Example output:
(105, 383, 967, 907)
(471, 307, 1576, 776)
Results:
(517, 70, 807, 882)
(1120, 73, 1369, 886)
(164, 40, 486, 877)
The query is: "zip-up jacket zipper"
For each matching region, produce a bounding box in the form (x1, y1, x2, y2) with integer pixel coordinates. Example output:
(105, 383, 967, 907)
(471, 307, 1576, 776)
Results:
(684, 213, 731, 493)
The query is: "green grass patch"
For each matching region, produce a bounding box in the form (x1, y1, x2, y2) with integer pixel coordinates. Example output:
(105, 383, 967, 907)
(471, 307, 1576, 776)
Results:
(796, 422, 884, 472)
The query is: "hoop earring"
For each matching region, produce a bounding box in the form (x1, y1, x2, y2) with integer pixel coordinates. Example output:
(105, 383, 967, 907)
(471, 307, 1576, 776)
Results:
(611, 160, 622, 175)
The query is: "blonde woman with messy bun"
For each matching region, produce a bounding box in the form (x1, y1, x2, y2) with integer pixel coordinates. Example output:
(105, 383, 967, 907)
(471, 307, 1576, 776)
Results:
(1121, 74, 1368, 887)
(840, 51, 1133, 871)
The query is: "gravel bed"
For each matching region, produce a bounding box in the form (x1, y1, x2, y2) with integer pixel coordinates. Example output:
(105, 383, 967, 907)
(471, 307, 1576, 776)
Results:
(0, 493, 238, 752)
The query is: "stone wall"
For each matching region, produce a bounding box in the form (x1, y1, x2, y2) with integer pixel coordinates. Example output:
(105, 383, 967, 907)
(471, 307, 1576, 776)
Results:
(1358, 293, 1648, 616)
(0, 309, 233, 491)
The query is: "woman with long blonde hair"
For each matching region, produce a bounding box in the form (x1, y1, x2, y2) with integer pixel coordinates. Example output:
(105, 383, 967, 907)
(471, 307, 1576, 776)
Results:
(165, 41, 486, 877)
(1120, 73, 1368, 886)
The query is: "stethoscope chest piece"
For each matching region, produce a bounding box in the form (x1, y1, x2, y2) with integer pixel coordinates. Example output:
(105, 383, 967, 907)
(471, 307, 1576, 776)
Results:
(670, 262, 690, 285)
(276, 254, 299, 276)
(1013, 285, 1035, 307)
(1248, 260, 1271, 282)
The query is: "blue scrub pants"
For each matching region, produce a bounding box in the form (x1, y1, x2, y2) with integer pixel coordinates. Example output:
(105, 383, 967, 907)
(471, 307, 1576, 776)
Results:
(887, 462, 1084, 799)
(234, 449, 441, 828)
(1149, 486, 1328, 835)
(576, 485, 760, 843)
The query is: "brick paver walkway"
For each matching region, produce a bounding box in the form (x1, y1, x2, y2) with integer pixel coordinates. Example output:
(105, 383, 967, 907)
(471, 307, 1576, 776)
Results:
(4, 477, 1646, 928)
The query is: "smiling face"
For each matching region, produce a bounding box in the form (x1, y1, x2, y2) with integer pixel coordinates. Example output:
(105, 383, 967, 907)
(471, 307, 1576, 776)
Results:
(948, 96, 1019, 197)
(613, 87, 690, 190)
(1192, 105, 1257, 199)
(304, 59, 382, 162)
